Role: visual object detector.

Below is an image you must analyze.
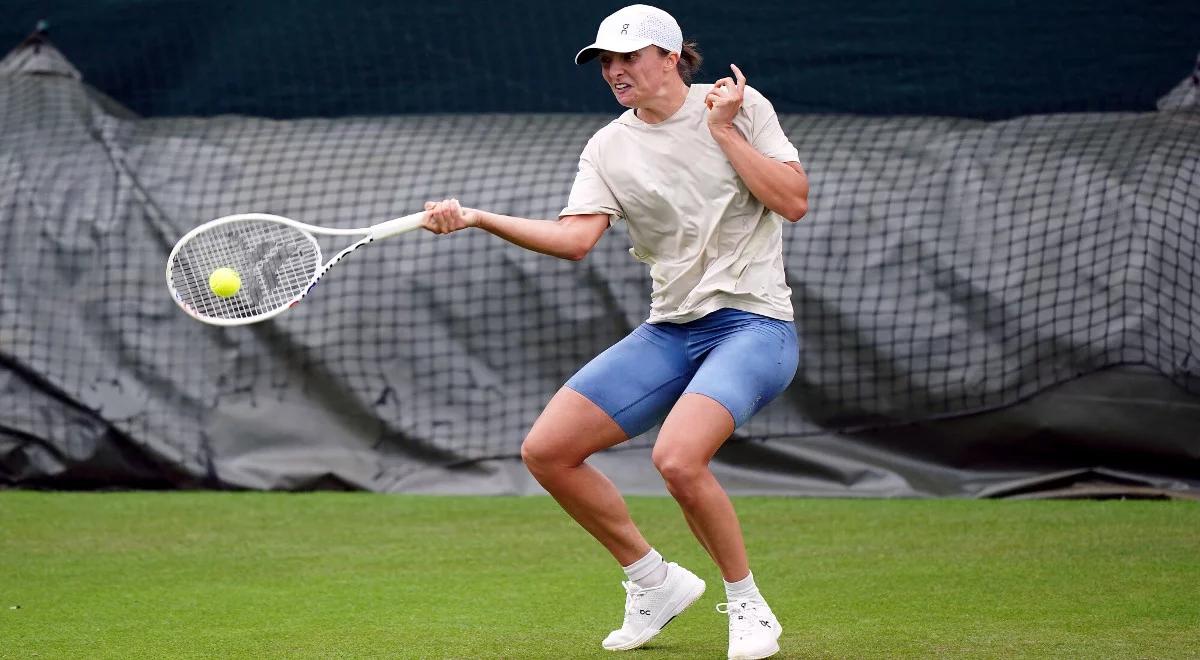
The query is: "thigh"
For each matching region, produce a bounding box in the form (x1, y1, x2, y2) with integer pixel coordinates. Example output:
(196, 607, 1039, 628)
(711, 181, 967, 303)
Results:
(684, 318, 799, 429)
(522, 386, 630, 466)
(564, 323, 694, 438)
(653, 392, 737, 468)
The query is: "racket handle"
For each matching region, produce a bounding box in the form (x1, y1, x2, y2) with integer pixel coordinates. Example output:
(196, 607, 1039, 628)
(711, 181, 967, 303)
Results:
(368, 212, 426, 240)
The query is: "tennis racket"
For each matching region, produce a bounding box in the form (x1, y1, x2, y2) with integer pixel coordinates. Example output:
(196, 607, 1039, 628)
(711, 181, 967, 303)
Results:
(165, 211, 425, 326)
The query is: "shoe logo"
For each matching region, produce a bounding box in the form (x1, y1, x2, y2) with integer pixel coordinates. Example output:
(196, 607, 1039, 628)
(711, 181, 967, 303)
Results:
(639, 609, 651, 616)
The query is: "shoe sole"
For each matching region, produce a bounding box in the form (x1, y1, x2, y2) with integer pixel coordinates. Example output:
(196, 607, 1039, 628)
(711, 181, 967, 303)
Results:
(603, 576, 706, 651)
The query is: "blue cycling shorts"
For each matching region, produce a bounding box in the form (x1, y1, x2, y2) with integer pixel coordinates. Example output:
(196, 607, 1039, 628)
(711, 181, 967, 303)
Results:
(565, 308, 799, 437)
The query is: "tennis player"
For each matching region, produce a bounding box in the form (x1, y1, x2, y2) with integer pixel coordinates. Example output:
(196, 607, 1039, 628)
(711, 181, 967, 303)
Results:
(423, 5, 807, 659)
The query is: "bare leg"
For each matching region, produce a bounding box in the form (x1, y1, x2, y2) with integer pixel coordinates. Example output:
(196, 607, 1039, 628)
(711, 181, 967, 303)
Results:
(521, 387, 651, 566)
(651, 393, 749, 582)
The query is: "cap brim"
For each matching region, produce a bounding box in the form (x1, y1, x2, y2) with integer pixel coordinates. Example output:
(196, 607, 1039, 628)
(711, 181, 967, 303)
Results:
(574, 37, 653, 65)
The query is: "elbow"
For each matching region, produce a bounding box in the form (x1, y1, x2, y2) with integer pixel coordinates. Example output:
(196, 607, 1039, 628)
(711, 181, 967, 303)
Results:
(781, 198, 808, 222)
(556, 215, 607, 260)
(563, 243, 591, 261)
(562, 231, 601, 261)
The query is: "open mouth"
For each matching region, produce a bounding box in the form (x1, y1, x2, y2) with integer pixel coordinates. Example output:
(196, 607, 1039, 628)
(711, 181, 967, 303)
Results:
(614, 83, 632, 93)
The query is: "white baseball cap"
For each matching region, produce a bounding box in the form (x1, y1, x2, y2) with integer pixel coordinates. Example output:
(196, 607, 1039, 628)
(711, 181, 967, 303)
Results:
(574, 4, 684, 65)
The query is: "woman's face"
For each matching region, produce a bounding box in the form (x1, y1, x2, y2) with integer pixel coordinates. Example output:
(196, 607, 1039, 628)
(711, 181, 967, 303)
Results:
(599, 46, 672, 108)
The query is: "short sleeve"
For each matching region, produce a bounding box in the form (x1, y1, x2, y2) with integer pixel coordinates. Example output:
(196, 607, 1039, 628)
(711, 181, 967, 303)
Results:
(559, 136, 623, 221)
(744, 86, 800, 164)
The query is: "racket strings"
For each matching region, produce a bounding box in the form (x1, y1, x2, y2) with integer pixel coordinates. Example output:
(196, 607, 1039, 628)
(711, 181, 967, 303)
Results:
(169, 220, 321, 321)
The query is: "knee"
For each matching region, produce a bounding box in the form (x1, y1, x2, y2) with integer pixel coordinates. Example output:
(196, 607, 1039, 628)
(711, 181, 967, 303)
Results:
(519, 436, 548, 472)
(652, 450, 707, 495)
(520, 435, 577, 477)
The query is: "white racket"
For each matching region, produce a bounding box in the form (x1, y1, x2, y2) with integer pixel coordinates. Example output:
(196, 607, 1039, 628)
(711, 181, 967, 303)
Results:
(165, 211, 425, 326)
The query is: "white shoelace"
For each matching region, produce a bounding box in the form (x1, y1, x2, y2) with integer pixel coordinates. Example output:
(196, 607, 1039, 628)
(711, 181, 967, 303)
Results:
(620, 581, 647, 622)
(716, 600, 767, 639)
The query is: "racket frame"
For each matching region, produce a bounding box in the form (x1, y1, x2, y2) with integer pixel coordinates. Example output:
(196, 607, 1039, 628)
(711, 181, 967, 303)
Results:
(165, 211, 424, 326)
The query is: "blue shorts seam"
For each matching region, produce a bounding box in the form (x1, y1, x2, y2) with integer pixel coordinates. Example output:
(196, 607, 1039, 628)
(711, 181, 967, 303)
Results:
(612, 374, 688, 418)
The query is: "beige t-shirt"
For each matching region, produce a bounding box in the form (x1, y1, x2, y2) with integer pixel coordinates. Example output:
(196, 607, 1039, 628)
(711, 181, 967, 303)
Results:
(560, 83, 800, 323)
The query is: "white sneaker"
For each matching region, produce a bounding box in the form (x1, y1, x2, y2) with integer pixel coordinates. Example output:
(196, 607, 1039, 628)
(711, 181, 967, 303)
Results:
(601, 561, 706, 651)
(718, 598, 782, 660)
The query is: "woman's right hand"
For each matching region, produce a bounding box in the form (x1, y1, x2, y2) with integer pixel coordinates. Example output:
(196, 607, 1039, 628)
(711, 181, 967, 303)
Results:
(422, 198, 480, 234)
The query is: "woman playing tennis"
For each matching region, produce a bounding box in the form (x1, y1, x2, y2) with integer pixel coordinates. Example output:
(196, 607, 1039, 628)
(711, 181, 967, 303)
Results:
(423, 5, 808, 658)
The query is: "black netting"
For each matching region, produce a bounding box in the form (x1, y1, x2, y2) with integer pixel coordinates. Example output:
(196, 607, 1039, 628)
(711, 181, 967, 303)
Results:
(1, 31, 1198, 491)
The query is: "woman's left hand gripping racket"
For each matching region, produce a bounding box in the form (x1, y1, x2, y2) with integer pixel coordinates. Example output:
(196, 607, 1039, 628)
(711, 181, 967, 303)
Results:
(165, 211, 425, 325)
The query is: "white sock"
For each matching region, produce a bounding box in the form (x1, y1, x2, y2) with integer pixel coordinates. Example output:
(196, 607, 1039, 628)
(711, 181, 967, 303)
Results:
(623, 548, 668, 589)
(724, 570, 763, 602)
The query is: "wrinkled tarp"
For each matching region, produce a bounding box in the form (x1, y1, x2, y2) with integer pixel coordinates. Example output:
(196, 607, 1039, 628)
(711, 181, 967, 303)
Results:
(2, 45, 1198, 496)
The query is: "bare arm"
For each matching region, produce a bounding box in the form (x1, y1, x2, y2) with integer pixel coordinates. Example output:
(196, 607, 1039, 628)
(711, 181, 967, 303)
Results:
(705, 65, 809, 222)
(710, 128, 808, 221)
(423, 198, 609, 261)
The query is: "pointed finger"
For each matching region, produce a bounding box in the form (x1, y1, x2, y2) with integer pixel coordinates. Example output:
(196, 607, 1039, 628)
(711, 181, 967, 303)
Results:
(731, 63, 746, 94)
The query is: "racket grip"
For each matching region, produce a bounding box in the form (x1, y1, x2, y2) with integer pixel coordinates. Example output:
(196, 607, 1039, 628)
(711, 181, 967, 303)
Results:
(368, 212, 426, 240)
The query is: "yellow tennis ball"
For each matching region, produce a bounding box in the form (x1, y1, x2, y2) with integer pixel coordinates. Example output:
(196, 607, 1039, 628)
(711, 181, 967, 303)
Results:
(209, 267, 242, 298)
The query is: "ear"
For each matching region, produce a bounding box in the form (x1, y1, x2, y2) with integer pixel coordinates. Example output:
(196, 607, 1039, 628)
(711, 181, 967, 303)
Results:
(663, 51, 679, 73)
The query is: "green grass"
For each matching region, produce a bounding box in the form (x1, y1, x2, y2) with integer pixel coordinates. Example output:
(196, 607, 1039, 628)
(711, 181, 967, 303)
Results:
(0, 493, 1197, 659)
